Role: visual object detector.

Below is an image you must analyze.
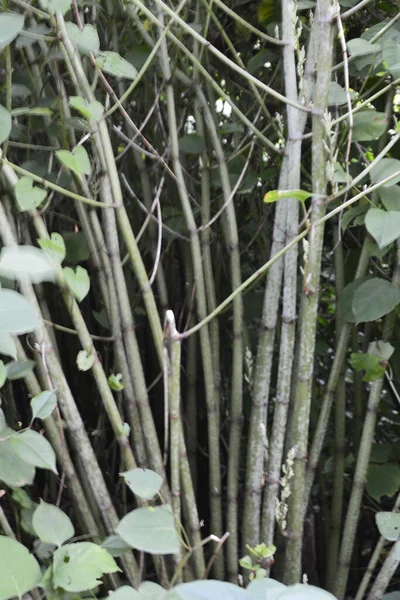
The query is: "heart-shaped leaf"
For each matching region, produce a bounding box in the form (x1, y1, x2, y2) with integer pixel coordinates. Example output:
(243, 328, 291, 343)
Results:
(352, 278, 400, 323)
(122, 468, 163, 500)
(0, 536, 42, 600)
(95, 51, 138, 80)
(0, 426, 36, 487)
(31, 390, 57, 421)
(0, 333, 17, 360)
(365, 208, 400, 248)
(33, 500, 74, 547)
(0, 104, 12, 145)
(39, 0, 71, 15)
(56, 146, 91, 177)
(0, 12, 25, 52)
(0, 290, 39, 334)
(65, 22, 100, 55)
(0, 246, 56, 284)
(116, 504, 180, 555)
(15, 176, 47, 212)
(63, 266, 90, 302)
(38, 233, 66, 265)
(69, 96, 104, 121)
(371, 158, 400, 188)
(376, 512, 400, 541)
(10, 430, 57, 474)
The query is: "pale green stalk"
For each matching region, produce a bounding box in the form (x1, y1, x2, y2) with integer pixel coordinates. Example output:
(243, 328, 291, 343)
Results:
(155, 9, 223, 577)
(284, 0, 335, 582)
(335, 242, 400, 599)
(366, 543, 399, 600)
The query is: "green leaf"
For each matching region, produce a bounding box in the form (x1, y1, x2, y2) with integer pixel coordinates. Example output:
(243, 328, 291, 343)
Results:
(350, 353, 387, 382)
(247, 49, 276, 74)
(0, 408, 6, 431)
(0, 333, 17, 360)
(56, 146, 91, 177)
(0, 427, 36, 487)
(352, 278, 400, 323)
(376, 512, 400, 541)
(247, 578, 287, 597)
(0, 246, 56, 284)
(76, 350, 95, 371)
(0, 290, 39, 334)
(116, 504, 180, 555)
(371, 158, 400, 188)
(365, 208, 400, 249)
(0, 12, 25, 52)
(31, 390, 57, 421)
(6, 360, 36, 380)
(0, 105, 12, 145)
(347, 38, 380, 57)
(0, 536, 42, 600)
(368, 340, 395, 361)
(32, 500, 74, 547)
(264, 189, 312, 203)
(341, 206, 368, 231)
(258, 0, 274, 24)
(0, 360, 6, 388)
(384, 591, 400, 599)
(218, 123, 245, 135)
(178, 134, 206, 155)
(63, 231, 90, 263)
(100, 535, 132, 557)
(63, 266, 90, 302)
(108, 373, 125, 391)
(15, 24, 51, 49)
(379, 186, 400, 211)
(39, 0, 71, 15)
(168, 581, 248, 600)
(95, 51, 138, 80)
(52, 542, 120, 592)
(10, 430, 57, 474)
(139, 582, 167, 599)
(352, 111, 387, 142)
(104, 587, 140, 600)
(38, 233, 66, 265)
(69, 96, 104, 121)
(334, 162, 352, 184)
(15, 176, 47, 212)
(122, 468, 163, 500)
(368, 465, 400, 501)
(64, 22, 100, 56)
(327, 82, 348, 106)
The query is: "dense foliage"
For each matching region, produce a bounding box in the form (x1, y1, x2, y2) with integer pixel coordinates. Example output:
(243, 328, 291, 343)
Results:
(0, 0, 400, 599)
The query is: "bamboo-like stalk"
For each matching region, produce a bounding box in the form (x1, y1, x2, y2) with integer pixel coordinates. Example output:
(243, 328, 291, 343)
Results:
(155, 9, 224, 577)
(284, 0, 335, 582)
(165, 311, 182, 579)
(366, 543, 399, 600)
(334, 242, 400, 599)
(0, 197, 140, 586)
(325, 224, 346, 591)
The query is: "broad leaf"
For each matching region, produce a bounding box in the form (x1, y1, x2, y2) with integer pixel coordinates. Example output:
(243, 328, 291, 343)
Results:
(0, 427, 36, 487)
(116, 504, 180, 555)
(368, 464, 400, 501)
(352, 278, 400, 323)
(39, 0, 71, 14)
(6, 360, 36, 380)
(351, 353, 387, 382)
(105, 587, 140, 600)
(247, 578, 286, 598)
(0, 246, 56, 284)
(0, 332, 17, 360)
(15, 176, 47, 212)
(0, 290, 39, 334)
(352, 111, 387, 142)
(52, 542, 120, 592)
(139, 582, 167, 599)
(264, 189, 312, 203)
(376, 512, 400, 541)
(69, 96, 104, 121)
(65, 22, 100, 56)
(16, 24, 51, 49)
(31, 390, 57, 421)
(0, 12, 25, 52)
(327, 82, 348, 106)
(379, 186, 400, 211)
(63, 266, 90, 302)
(11, 430, 57, 474)
(347, 38, 380, 57)
(64, 231, 90, 263)
(95, 51, 138, 80)
(178, 134, 206, 154)
(384, 591, 400, 599)
(167, 581, 248, 600)
(365, 208, 400, 249)
(0, 536, 41, 600)
(38, 233, 66, 265)
(247, 49, 276, 74)
(33, 500, 74, 547)
(370, 158, 400, 188)
(273, 584, 337, 599)
(341, 206, 367, 231)
(122, 468, 163, 500)
(100, 535, 132, 557)
(0, 105, 12, 145)
(56, 146, 91, 177)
